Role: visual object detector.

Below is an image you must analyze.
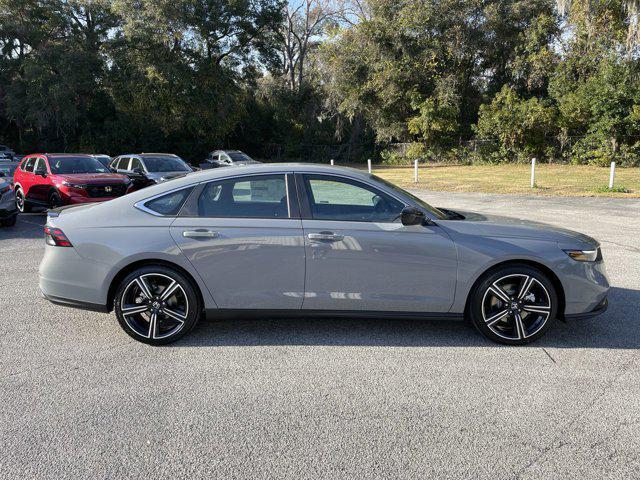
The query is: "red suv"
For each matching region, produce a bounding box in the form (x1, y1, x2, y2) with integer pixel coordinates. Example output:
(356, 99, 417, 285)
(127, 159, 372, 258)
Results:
(14, 154, 132, 212)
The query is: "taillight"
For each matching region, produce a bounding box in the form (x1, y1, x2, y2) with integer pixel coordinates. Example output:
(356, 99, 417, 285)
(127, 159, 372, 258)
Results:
(44, 226, 73, 247)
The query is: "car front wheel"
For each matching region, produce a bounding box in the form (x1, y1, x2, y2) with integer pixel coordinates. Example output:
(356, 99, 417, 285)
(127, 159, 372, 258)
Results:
(114, 266, 202, 345)
(15, 188, 31, 213)
(469, 265, 558, 345)
(48, 190, 62, 209)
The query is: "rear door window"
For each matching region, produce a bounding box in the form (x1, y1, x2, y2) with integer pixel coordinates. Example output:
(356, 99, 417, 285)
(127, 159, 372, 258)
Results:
(130, 158, 143, 171)
(197, 174, 288, 218)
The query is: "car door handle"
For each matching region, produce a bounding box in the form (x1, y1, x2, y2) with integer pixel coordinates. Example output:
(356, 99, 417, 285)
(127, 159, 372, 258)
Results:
(308, 232, 344, 242)
(183, 229, 219, 239)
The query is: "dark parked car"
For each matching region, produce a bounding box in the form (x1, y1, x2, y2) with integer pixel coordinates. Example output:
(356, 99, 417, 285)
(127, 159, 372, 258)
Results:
(13, 154, 132, 212)
(200, 150, 260, 169)
(0, 171, 17, 226)
(111, 153, 193, 186)
(0, 160, 20, 180)
(0, 145, 15, 160)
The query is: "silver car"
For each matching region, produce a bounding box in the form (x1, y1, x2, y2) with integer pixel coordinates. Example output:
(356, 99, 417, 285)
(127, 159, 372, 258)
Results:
(39, 164, 609, 345)
(111, 153, 193, 184)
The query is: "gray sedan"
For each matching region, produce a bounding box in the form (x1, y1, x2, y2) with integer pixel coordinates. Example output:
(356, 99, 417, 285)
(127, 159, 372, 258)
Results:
(39, 164, 609, 345)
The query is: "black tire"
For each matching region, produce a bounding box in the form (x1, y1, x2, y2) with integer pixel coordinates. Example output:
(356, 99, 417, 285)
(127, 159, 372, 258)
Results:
(48, 190, 62, 209)
(114, 265, 202, 345)
(15, 188, 31, 213)
(0, 214, 17, 226)
(468, 264, 558, 345)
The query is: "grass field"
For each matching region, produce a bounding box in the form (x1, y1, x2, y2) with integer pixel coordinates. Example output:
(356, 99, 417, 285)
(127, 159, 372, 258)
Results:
(350, 163, 640, 197)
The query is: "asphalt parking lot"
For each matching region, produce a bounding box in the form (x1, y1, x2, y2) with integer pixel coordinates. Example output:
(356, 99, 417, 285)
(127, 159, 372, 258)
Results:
(1, 191, 639, 479)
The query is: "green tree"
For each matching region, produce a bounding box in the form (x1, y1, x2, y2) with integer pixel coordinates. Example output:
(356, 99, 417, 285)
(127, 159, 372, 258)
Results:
(475, 85, 557, 161)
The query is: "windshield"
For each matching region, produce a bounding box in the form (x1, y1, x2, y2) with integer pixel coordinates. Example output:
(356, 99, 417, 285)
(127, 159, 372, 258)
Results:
(49, 156, 110, 174)
(372, 174, 448, 220)
(143, 156, 191, 172)
(228, 152, 254, 162)
(93, 155, 112, 167)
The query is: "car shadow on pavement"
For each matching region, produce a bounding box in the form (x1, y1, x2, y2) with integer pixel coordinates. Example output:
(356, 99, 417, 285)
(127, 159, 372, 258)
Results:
(0, 213, 46, 240)
(178, 286, 640, 350)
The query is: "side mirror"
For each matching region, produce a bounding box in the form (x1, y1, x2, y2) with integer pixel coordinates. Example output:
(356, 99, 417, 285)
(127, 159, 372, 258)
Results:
(400, 206, 426, 226)
(132, 167, 144, 175)
(35, 168, 47, 178)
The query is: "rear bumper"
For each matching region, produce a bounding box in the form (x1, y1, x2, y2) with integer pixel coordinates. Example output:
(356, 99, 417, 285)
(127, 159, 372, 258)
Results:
(564, 297, 608, 320)
(41, 291, 109, 312)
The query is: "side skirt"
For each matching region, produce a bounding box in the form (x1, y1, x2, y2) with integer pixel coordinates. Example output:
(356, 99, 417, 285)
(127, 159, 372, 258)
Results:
(205, 309, 464, 322)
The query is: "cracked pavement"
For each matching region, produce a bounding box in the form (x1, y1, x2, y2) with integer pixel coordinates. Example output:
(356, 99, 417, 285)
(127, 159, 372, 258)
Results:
(1, 191, 639, 479)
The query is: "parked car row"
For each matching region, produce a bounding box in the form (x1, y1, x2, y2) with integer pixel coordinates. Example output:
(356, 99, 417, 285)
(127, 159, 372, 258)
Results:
(0, 149, 261, 227)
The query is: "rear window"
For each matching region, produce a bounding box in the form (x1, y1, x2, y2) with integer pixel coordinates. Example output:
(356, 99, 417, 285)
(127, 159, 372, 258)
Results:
(143, 187, 194, 216)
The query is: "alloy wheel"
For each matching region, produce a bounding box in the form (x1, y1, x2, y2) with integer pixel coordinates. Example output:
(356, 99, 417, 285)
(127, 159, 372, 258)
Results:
(15, 190, 25, 212)
(481, 274, 551, 341)
(120, 273, 189, 340)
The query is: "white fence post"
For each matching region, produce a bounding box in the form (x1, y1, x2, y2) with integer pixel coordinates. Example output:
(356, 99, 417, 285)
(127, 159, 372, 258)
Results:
(530, 158, 536, 188)
(330, 159, 334, 166)
(367, 158, 372, 174)
(609, 162, 616, 189)
(414, 159, 419, 183)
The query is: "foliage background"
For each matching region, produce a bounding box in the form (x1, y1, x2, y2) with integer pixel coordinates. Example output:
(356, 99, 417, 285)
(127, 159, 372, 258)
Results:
(2, 0, 640, 165)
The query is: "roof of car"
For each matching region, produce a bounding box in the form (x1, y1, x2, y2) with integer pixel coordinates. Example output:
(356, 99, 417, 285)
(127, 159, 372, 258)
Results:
(139, 153, 179, 157)
(44, 153, 96, 158)
(168, 163, 370, 185)
(113, 163, 404, 209)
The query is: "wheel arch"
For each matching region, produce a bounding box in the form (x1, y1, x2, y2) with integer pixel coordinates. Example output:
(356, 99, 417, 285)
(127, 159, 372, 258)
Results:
(107, 259, 205, 313)
(464, 259, 566, 318)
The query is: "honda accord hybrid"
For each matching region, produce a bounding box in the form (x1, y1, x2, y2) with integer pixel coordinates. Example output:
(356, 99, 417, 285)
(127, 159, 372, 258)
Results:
(39, 164, 609, 345)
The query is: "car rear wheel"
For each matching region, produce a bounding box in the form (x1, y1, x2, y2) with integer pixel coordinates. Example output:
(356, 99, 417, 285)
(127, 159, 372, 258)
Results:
(15, 188, 31, 213)
(114, 266, 202, 345)
(469, 265, 558, 345)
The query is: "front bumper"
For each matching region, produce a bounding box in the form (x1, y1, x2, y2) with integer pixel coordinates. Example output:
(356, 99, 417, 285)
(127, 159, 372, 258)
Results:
(564, 297, 608, 320)
(64, 194, 120, 204)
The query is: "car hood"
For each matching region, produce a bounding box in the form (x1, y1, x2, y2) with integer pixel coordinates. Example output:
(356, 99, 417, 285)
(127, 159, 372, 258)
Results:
(146, 171, 190, 182)
(439, 209, 599, 248)
(55, 173, 129, 184)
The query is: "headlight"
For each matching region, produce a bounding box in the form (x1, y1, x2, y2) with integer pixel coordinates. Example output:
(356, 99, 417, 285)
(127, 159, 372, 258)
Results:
(563, 248, 601, 262)
(62, 181, 87, 189)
